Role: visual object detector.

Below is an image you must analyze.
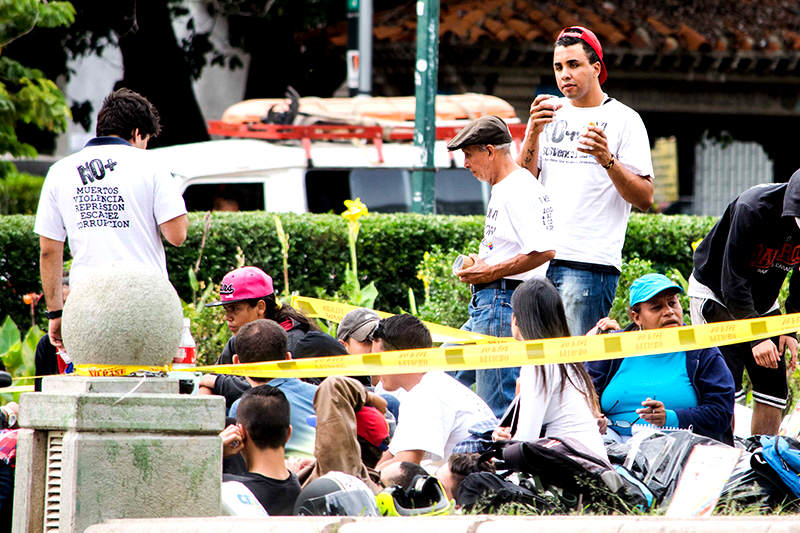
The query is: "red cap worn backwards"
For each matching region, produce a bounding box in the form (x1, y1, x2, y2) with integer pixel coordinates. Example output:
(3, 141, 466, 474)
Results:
(205, 266, 274, 307)
(556, 26, 607, 84)
(355, 406, 390, 449)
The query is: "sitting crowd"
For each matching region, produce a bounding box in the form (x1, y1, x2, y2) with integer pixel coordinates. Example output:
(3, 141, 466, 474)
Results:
(181, 263, 742, 516)
(195, 265, 500, 514)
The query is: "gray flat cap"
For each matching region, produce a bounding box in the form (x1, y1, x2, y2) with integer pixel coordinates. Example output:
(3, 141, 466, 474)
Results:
(446, 115, 512, 151)
(337, 308, 380, 342)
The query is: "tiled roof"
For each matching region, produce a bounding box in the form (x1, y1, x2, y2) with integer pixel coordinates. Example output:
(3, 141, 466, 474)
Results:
(326, 0, 800, 56)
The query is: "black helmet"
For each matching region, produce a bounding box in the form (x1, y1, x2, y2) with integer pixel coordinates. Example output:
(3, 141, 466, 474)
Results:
(376, 474, 452, 516)
(293, 472, 379, 517)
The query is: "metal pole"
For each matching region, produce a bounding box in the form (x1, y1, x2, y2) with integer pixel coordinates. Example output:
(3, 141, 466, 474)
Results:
(410, 0, 439, 214)
(346, 0, 360, 96)
(357, 0, 372, 96)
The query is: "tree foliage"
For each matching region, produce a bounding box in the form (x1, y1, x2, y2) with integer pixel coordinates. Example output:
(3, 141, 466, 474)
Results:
(0, 0, 74, 175)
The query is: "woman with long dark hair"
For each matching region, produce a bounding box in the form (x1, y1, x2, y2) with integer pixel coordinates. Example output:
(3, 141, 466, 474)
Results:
(493, 277, 607, 460)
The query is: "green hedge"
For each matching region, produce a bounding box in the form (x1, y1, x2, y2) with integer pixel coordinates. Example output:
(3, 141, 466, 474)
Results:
(0, 172, 44, 215)
(623, 214, 715, 279)
(166, 212, 485, 311)
(0, 212, 716, 328)
(0, 215, 41, 327)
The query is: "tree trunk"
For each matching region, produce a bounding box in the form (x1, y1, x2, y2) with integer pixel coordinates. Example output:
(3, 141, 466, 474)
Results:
(117, 1, 209, 148)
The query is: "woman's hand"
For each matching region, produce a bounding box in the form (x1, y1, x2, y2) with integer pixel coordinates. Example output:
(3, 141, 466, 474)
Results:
(597, 415, 609, 435)
(220, 424, 245, 457)
(586, 317, 620, 335)
(636, 398, 666, 426)
(492, 426, 513, 442)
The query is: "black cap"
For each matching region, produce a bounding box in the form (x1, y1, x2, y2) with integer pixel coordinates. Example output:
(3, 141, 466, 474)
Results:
(446, 115, 512, 151)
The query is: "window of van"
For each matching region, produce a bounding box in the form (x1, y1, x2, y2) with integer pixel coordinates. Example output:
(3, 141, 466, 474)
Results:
(183, 183, 264, 212)
(435, 169, 486, 215)
(304, 168, 486, 215)
(305, 169, 351, 214)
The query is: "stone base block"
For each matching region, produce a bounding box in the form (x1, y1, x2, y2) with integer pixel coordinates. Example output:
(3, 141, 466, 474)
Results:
(84, 516, 800, 533)
(48, 431, 221, 533)
(19, 392, 224, 433)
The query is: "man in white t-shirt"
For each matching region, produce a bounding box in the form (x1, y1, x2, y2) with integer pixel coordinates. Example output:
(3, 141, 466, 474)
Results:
(372, 315, 497, 469)
(518, 26, 654, 338)
(446, 115, 556, 417)
(34, 88, 188, 349)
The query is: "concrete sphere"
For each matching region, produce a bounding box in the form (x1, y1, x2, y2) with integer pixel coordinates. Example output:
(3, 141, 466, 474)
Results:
(62, 269, 183, 366)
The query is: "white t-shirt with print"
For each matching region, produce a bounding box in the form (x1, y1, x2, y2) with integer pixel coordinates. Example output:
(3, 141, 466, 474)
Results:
(388, 371, 497, 463)
(514, 364, 608, 461)
(535, 95, 654, 270)
(34, 138, 187, 287)
(479, 167, 556, 280)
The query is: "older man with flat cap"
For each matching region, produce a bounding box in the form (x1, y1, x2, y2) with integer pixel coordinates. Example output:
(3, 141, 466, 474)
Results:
(448, 115, 556, 417)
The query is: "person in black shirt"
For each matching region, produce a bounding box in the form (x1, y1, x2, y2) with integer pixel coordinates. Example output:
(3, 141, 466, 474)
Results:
(34, 270, 71, 391)
(221, 385, 301, 515)
(689, 171, 800, 436)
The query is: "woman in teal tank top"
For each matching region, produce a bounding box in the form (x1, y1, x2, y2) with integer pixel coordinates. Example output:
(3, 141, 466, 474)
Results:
(585, 273, 735, 444)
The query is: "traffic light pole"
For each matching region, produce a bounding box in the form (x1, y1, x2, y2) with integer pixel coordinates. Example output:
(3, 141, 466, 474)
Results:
(410, 0, 439, 214)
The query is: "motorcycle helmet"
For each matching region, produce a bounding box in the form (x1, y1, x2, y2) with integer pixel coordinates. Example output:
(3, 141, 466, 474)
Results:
(293, 471, 379, 516)
(376, 474, 452, 516)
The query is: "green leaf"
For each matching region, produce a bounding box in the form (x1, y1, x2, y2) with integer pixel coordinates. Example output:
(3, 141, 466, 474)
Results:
(35, 1, 75, 28)
(359, 281, 378, 309)
(1, 341, 22, 372)
(408, 288, 418, 315)
(19, 324, 42, 377)
(188, 266, 198, 294)
(0, 316, 20, 356)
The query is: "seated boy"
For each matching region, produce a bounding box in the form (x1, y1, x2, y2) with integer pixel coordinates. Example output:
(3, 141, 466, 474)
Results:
(221, 385, 301, 515)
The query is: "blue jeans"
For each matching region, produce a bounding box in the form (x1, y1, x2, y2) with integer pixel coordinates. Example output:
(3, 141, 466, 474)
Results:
(547, 264, 619, 337)
(455, 287, 518, 418)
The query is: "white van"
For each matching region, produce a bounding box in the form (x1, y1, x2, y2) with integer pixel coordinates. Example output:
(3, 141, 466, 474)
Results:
(149, 138, 491, 215)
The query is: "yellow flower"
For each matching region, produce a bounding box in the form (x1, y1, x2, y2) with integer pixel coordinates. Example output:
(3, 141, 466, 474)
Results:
(691, 238, 703, 252)
(341, 198, 369, 223)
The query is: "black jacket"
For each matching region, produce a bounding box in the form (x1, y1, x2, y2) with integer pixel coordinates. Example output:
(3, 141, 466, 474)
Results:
(692, 170, 800, 320)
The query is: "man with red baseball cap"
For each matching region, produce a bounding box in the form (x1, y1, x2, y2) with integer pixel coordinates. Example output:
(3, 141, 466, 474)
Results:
(517, 26, 655, 338)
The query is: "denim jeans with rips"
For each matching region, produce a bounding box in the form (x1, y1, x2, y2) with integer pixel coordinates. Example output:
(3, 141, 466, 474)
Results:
(455, 287, 517, 419)
(546, 263, 619, 337)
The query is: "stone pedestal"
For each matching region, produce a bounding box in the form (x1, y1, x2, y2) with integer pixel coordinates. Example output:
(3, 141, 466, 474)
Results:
(12, 376, 225, 533)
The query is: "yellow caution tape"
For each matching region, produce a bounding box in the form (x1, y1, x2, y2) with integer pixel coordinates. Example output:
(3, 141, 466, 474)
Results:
(290, 295, 493, 344)
(72, 365, 171, 377)
(72, 313, 800, 379)
(0, 385, 35, 393)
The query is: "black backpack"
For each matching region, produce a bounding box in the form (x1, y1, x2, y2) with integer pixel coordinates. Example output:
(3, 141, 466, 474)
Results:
(490, 436, 652, 511)
(456, 471, 551, 513)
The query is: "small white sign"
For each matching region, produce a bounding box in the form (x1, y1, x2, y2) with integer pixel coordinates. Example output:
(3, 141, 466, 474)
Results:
(665, 444, 741, 517)
(347, 50, 360, 90)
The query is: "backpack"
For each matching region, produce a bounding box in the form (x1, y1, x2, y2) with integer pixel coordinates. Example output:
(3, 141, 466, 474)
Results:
(490, 436, 653, 511)
(753, 435, 800, 498)
(606, 429, 721, 506)
(456, 471, 552, 513)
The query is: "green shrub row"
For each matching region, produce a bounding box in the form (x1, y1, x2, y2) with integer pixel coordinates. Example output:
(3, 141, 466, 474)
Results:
(0, 212, 715, 329)
(0, 171, 44, 215)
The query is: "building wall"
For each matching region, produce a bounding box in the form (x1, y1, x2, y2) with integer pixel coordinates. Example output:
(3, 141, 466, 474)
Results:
(693, 136, 773, 216)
